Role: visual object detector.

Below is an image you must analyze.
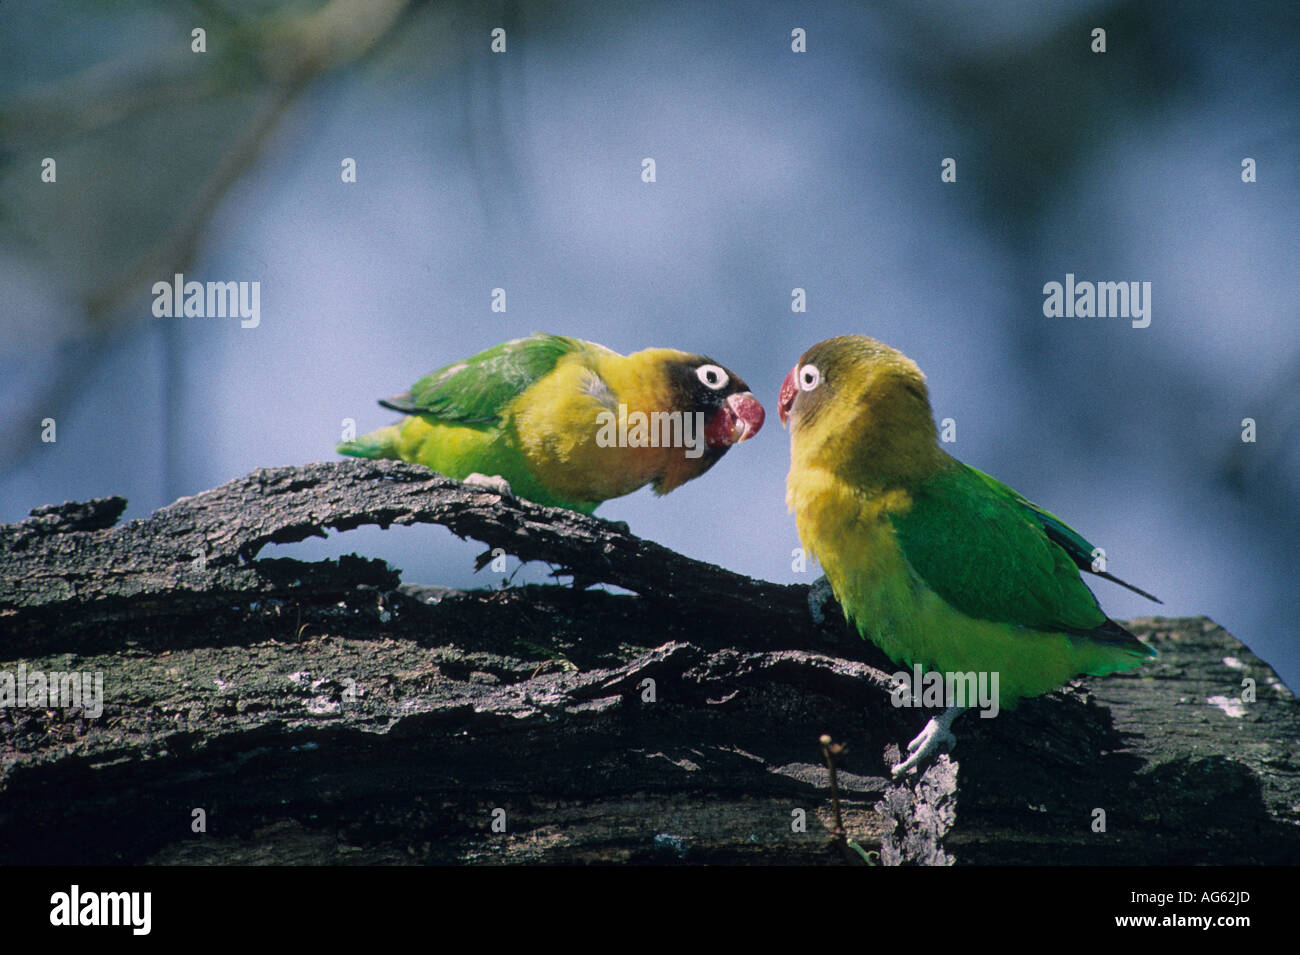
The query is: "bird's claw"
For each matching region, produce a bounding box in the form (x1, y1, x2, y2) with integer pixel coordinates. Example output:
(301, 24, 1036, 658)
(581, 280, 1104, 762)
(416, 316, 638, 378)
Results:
(464, 473, 514, 497)
(807, 575, 836, 626)
(890, 717, 958, 776)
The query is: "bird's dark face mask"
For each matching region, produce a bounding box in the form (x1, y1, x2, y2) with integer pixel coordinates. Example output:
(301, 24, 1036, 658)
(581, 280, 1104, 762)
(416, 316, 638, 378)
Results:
(662, 358, 765, 451)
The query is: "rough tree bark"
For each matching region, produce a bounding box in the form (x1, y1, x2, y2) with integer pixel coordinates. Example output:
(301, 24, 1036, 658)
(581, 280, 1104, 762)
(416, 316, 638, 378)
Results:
(1, 460, 1296, 865)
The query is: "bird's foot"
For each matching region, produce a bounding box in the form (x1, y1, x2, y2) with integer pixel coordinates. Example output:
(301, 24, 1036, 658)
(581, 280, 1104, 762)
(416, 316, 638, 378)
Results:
(463, 473, 514, 497)
(891, 705, 964, 777)
(807, 574, 836, 626)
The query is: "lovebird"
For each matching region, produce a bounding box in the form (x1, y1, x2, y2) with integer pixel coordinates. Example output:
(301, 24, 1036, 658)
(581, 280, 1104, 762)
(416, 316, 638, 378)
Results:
(339, 333, 765, 514)
(778, 335, 1159, 775)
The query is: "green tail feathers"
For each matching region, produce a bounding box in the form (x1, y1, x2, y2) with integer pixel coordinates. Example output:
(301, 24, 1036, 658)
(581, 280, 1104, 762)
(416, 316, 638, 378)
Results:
(336, 424, 401, 460)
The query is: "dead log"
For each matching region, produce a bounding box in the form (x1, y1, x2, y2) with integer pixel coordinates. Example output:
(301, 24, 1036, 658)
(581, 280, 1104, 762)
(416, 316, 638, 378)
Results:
(1, 460, 1296, 864)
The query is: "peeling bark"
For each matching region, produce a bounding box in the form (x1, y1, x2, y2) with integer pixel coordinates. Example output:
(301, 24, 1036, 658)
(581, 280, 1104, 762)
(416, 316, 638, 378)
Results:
(1, 461, 1296, 865)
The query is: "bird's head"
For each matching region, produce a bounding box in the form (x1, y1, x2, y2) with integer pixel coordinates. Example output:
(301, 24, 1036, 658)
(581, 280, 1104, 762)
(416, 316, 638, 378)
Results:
(778, 335, 941, 484)
(630, 349, 765, 493)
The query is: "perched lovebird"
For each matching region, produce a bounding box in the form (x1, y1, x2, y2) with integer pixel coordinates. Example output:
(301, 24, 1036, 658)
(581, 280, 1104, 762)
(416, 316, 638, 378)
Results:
(778, 335, 1159, 775)
(339, 333, 765, 514)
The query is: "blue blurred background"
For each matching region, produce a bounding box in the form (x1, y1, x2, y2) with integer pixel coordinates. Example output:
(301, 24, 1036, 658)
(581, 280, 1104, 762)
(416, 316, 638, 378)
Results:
(2, 0, 1296, 689)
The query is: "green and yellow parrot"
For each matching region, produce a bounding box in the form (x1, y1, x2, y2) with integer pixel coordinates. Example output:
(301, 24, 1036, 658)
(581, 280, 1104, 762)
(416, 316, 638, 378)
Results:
(339, 333, 765, 514)
(778, 335, 1159, 774)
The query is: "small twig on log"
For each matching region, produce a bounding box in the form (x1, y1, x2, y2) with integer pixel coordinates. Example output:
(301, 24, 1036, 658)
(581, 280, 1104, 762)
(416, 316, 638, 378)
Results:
(821, 734, 876, 865)
(820, 734, 850, 862)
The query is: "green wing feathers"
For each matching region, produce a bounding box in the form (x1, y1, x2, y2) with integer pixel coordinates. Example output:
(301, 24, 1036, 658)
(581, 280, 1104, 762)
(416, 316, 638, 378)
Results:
(889, 463, 1154, 657)
(378, 333, 581, 424)
(334, 334, 591, 511)
(967, 467, 1162, 604)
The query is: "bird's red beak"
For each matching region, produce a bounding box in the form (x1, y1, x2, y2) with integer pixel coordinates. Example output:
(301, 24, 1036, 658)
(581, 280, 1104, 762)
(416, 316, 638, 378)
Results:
(704, 392, 765, 447)
(777, 365, 798, 427)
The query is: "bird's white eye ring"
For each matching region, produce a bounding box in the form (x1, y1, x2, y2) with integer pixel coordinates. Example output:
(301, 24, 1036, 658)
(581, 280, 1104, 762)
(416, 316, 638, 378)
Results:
(798, 363, 821, 391)
(696, 364, 728, 390)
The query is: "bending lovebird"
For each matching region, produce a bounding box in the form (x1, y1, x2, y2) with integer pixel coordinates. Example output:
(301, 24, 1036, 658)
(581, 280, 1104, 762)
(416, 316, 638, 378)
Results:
(339, 333, 765, 514)
(777, 335, 1159, 775)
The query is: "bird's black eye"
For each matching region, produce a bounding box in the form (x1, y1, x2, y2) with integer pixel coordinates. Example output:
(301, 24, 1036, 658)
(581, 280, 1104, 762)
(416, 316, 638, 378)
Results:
(799, 363, 821, 391)
(696, 364, 728, 390)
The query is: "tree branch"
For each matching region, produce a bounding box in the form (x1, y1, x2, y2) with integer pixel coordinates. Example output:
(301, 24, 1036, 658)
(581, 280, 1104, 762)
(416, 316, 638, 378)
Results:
(1, 461, 1297, 865)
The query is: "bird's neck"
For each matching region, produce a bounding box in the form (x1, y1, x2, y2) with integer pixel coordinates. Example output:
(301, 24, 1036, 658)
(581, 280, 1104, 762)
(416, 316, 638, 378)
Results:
(794, 421, 947, 493)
